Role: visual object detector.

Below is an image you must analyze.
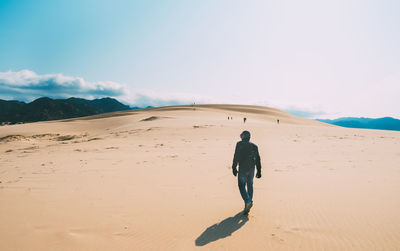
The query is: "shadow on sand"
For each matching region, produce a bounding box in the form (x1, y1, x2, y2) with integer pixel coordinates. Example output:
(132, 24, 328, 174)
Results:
(195, 211, 248, 246)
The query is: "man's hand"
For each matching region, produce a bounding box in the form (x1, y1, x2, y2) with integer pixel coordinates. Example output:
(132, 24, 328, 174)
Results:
(232, 168, 238, 177)
(256, 171, 261, 178)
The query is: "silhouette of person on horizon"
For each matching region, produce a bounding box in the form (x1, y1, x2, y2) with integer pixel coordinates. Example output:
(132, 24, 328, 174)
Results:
(277, 119, 279, 124)
(243, 117, 247, 123)
(232, 131, 262, 215)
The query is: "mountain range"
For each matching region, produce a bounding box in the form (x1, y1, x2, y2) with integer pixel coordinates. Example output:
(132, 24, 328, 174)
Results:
(0, 97, 131, 124)
(317, 117, 400, 131)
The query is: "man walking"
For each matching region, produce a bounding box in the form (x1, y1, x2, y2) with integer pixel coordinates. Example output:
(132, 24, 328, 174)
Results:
(232, 131, 262, 214)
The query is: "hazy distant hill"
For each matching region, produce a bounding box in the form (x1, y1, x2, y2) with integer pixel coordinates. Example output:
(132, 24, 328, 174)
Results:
(317, 117, 400, 131)
(0, 97, 131, 123)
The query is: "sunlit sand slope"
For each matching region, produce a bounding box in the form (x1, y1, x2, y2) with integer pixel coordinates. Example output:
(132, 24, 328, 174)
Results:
(0, 104, 399, 250)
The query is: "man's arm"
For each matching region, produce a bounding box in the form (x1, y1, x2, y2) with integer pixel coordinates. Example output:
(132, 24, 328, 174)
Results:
(254, 145, 262, 178)
(232, 142, 239, 176)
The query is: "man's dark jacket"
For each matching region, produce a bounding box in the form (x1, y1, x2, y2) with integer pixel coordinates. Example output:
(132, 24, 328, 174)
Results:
(232, 140, 261, 173)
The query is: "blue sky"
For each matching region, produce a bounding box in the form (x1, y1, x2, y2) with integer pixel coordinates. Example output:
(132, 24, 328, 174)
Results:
(0, 0, 399, 118)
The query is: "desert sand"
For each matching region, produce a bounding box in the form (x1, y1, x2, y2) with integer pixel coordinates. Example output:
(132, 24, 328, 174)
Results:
(0, 104, 399, 250)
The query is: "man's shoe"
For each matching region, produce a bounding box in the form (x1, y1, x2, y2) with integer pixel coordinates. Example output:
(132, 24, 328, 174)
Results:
(244, 201, 253, 214)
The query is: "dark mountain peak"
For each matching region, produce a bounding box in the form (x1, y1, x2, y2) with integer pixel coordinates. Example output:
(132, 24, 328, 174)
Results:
(92, 97, 122, 103)
(89, 98, 130, 113)
(31, 97, 53, 103)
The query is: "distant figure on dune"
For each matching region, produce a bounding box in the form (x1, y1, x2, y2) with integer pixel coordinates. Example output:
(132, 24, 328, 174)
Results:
(277, 119, 279, 124)
(243, 117, 247, 123)
(232, 131, 262, 215)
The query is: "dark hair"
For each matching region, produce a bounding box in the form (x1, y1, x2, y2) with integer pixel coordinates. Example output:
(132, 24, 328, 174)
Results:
(240, 130, 250, 141)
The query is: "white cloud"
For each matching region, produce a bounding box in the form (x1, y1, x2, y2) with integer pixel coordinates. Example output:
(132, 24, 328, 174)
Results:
(0, 70, 127, 101)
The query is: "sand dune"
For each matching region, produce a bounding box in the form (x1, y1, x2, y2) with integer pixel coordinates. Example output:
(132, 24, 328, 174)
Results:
(0, 104, 399, 250)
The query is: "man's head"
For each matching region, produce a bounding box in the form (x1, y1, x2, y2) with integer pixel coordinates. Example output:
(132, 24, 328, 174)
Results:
(240, 130, 251, 141)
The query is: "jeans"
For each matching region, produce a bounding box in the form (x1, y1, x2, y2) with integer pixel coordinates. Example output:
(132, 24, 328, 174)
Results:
(238, 169, 254, 204)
